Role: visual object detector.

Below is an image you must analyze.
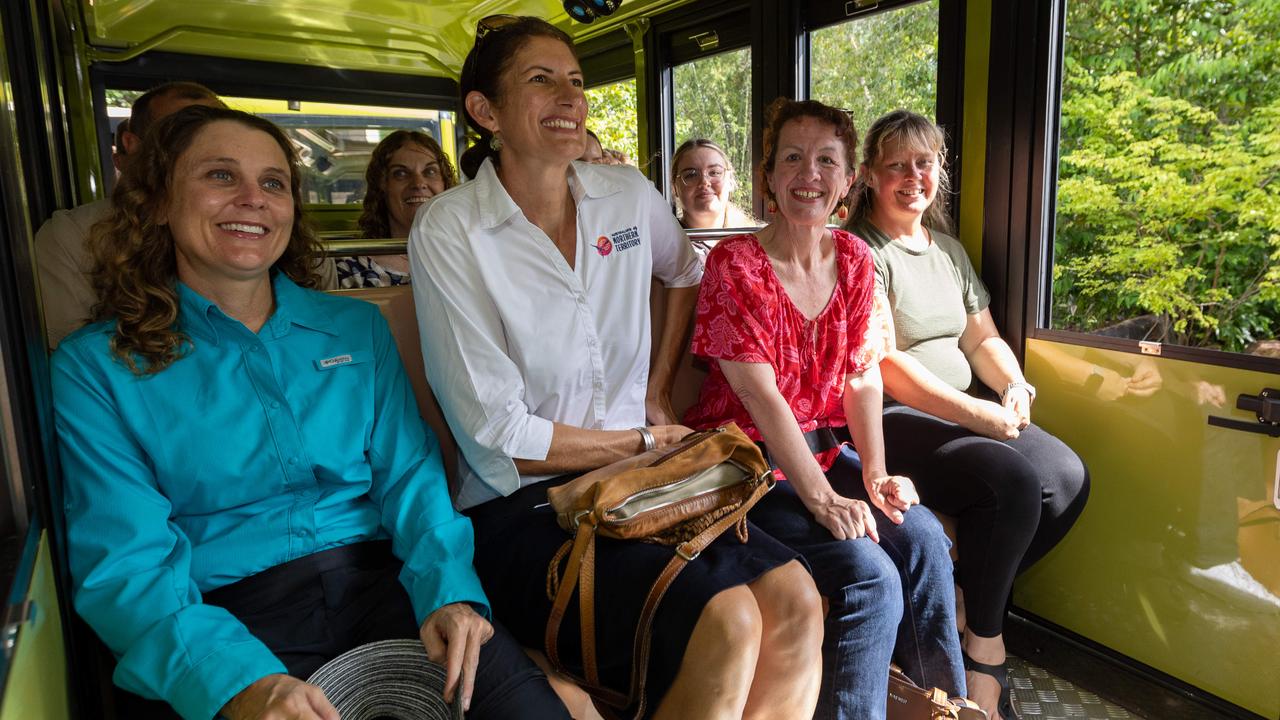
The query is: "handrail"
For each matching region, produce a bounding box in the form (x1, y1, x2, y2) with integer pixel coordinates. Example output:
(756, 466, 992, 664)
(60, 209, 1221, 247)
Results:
(319, 226, 764, 257)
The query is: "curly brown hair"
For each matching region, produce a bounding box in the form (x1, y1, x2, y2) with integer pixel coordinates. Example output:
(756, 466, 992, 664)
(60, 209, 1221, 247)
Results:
(356, 130, 457, 239)
(758, 98, 858, 214)
(88, 104, 324, 375)
(845, 109, 953, 235)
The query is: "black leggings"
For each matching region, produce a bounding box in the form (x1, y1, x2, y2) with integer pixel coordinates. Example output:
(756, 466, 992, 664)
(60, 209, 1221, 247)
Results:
(881, 405, 1090, 638)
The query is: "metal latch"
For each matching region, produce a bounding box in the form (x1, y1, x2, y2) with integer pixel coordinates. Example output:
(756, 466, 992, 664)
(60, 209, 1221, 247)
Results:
(2, 600, 35, 658)
(689, 31, 719, 52)
(845, 0, 879, 15)
(1138, 340, 1161, 356)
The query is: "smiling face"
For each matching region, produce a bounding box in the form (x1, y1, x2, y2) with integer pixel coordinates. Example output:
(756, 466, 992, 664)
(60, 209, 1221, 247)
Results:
(766, 116, 854, 227)
(676, 146, 734, 225)
(865, 139, 940, 225)
(382, 142, 447, 237)
(161, 120, 293, 291)
(467, 35, 586, 167)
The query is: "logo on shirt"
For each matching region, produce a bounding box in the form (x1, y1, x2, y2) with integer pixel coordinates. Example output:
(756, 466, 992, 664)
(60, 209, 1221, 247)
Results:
(318, 354, 354, 368)
(595, 226, 641, 257)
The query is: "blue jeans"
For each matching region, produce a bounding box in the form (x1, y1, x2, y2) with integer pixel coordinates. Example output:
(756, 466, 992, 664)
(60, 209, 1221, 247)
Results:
(748, 447, 964, 720)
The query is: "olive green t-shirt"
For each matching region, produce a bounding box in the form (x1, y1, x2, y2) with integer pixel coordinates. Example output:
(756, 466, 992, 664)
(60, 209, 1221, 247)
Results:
(851, 219, 991, 392)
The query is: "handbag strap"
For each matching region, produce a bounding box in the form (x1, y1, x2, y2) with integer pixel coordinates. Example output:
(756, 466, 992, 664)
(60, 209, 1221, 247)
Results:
(545, 478, 772, 719)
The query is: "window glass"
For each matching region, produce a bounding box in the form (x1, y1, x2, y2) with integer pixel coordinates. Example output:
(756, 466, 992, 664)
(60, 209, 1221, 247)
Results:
(673, 46, 754, 215)
(1051, 0, 1280, 356)
(585, 78, 639, 166)
(103, 90, 456, 206)
(808, 1, 939, 142)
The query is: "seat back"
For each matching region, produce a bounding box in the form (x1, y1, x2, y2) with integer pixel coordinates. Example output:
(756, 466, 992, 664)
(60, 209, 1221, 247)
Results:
(331, 286, 460, 489)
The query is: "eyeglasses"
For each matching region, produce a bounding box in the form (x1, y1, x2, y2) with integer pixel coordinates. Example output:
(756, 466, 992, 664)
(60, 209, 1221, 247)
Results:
(475, 14, 520, 43)
(677, 167, 728, 188)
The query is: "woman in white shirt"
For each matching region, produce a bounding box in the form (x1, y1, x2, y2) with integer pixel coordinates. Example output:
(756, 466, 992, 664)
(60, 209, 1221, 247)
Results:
(411, 15, 823, 720)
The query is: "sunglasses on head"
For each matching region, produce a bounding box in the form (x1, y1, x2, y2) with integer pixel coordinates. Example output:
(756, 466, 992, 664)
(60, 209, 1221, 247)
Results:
(475, 14, 521, 42)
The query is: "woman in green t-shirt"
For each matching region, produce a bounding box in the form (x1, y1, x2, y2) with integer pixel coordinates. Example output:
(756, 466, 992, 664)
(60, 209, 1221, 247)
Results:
(845, 110, 1090, 720)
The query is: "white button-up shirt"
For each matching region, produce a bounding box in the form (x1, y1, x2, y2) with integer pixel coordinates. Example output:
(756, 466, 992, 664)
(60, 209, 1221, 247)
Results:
(411, 159, 703, 509)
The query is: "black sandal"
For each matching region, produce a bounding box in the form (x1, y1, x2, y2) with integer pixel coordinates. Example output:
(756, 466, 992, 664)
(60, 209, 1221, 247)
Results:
(963, 650, 1020, 720)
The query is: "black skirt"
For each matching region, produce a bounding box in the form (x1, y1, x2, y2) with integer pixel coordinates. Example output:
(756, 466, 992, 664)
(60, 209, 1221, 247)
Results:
(466, 476, 800, 718)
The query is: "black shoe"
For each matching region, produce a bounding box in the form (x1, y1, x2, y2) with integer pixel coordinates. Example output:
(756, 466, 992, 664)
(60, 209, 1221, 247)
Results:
(962, 650, 1020, 720)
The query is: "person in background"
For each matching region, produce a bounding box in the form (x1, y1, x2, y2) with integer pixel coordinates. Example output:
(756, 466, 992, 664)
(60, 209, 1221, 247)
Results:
(52, 104, 567, 720)
(111, 118, 130, 176)
(579, 128, 628, 165)
(413, 16, 823, 719)
(683, 97, 963, 720)
(36, 81, 224, 349)
(338, 130, 457, 288)
(670, 138, 756, 229)
(846, 109, 1090, 720)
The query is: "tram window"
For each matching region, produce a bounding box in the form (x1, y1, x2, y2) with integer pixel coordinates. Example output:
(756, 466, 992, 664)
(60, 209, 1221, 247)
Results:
(672, 46, 754, 212)
(807, 0, 939, 140)
(585, 78, 639, 165)
(103, 88, 457, 206)
(1049, 0, 1280, 358)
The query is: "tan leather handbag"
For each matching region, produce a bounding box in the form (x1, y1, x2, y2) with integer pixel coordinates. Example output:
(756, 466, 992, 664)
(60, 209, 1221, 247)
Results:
(887, 665, 989, 720)
(544, 423, 775, 719)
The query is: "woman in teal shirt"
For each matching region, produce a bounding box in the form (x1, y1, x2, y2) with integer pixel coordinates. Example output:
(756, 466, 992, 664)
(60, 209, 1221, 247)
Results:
(50, 105, 567, 720)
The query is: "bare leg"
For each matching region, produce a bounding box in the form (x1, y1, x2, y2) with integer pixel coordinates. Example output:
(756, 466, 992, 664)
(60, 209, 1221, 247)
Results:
(652, 585, 763, 720)
(742, 560, 823, 720)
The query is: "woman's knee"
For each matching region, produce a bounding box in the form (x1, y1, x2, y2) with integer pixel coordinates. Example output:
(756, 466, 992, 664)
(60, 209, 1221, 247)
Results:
(750, 560, 823, 644)
(695, 585, 765, 656)
(829, 540, 903, 622)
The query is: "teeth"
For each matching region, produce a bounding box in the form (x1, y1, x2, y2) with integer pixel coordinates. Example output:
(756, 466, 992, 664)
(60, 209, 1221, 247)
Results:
(405, 197, 430, 204)
(542, 119, 578, 130)
(219, 223, 266, 235)
(793, 190, 823, 199)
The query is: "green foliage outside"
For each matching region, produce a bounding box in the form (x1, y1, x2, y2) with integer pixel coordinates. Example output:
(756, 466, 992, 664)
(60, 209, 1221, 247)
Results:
(673, 47, 755, 210)
(809, 1, 939, 149)
(1054, 0, 1280, 352)
(585, 79, 639, 166)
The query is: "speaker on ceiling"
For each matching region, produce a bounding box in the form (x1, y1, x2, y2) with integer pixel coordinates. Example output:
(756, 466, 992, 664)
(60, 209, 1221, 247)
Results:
(563, 0, 621, 24)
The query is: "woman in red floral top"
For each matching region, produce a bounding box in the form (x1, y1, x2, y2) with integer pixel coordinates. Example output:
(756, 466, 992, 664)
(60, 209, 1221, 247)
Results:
(684, 98, 965, 720)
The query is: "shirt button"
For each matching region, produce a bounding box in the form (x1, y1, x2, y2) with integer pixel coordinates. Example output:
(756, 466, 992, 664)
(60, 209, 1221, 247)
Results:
(270, 401, 281, 410)
(288, 456, 298, 466)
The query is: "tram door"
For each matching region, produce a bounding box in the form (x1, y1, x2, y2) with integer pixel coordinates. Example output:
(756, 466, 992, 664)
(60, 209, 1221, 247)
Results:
(1009, 1, 1280, 716)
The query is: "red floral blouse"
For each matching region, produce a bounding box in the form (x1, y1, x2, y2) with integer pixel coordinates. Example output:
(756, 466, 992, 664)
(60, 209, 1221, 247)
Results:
(683, 229, 891, 472)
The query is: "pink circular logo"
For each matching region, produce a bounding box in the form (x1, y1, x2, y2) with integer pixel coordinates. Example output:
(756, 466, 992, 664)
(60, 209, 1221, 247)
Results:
(595, 235, 613, 256)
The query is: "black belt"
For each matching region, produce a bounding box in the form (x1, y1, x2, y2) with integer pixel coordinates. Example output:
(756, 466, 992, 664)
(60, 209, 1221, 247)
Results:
(203, 539, 396, 610)
(756, 425, 852, 469)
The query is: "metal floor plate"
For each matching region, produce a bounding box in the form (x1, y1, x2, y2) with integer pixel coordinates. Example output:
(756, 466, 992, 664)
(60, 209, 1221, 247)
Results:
(1008, 655, 1144, 719)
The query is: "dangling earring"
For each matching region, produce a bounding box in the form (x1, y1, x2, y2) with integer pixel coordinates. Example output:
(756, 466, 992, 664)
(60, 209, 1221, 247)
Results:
(836, 203, 849, 221)
(489, 132, 503, 152)
(767, 198, 778, 214)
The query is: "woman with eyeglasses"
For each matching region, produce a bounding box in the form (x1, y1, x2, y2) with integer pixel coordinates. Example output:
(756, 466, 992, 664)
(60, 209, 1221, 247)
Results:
(671, 139, 757, 229)
(412, 15, 823, 720)
(335, 130, 458, 288)
(847, 109, 1090, 720)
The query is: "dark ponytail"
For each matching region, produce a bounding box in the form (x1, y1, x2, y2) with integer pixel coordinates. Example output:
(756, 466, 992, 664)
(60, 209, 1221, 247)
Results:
(459, 17, 576, 179)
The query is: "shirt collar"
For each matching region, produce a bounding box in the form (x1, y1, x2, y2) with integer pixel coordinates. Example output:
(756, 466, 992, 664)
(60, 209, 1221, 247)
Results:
(177, 272, 338, 346)
(474, 157, 625, 229)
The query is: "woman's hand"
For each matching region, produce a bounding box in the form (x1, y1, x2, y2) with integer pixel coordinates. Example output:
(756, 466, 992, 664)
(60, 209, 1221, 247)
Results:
(801, 492, 879, 542)
(420, 603, 495, 712)
(1001, 386, 1033, 429)
(964, 399, 1021, 440)
(863, 474, 919, 525)
(222, 674, 339, 720)
(649, 424, 696, 448)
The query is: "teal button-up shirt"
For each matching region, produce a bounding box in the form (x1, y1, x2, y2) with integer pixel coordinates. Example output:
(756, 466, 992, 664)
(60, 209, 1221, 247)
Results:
(51, 274, 488, 720)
